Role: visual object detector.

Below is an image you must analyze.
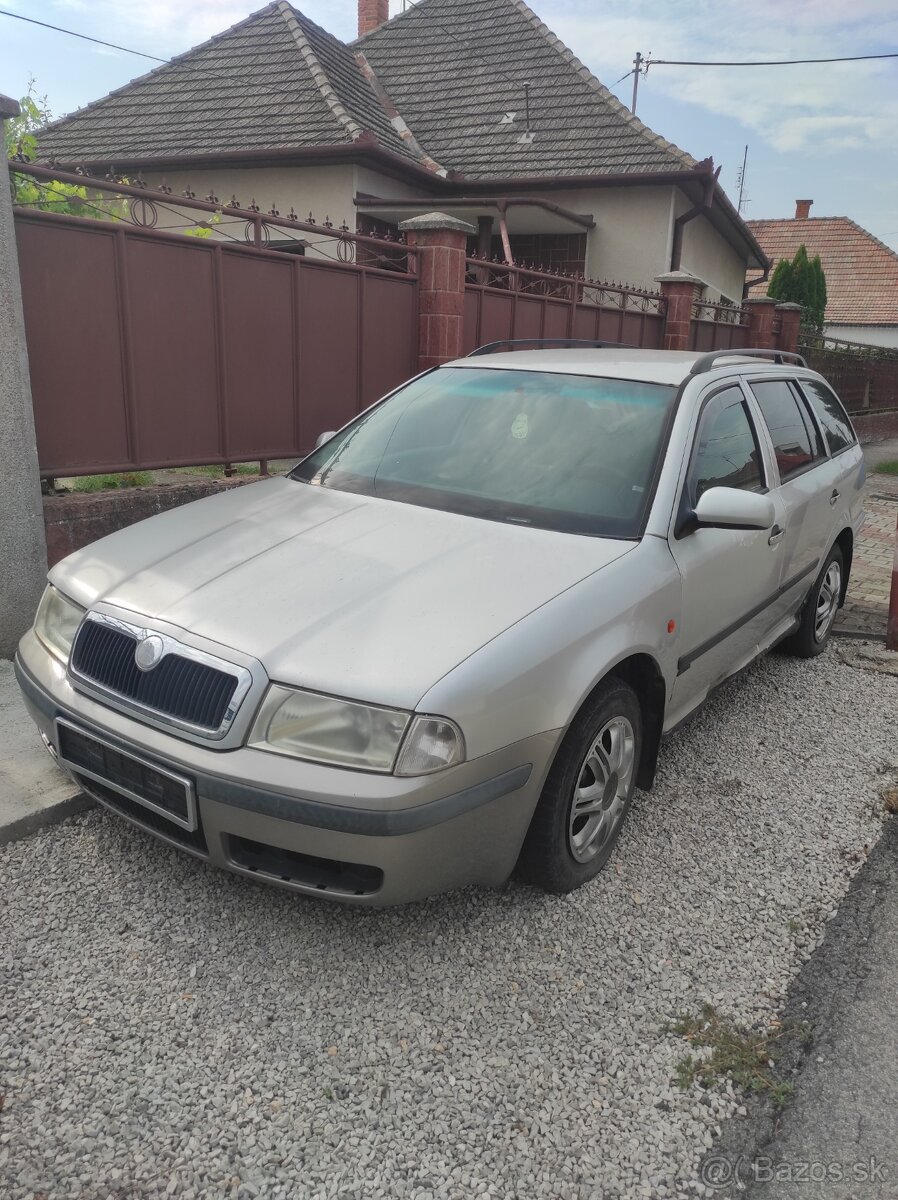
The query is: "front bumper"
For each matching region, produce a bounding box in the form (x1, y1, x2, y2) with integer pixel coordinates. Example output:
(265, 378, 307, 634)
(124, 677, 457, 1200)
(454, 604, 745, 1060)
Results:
(15, 632, 557, 906)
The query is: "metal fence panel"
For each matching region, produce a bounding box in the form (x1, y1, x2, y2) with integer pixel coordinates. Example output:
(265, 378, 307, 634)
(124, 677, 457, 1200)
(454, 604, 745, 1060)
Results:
(15, 216, 129, 472)
(14, 209, 418, 475)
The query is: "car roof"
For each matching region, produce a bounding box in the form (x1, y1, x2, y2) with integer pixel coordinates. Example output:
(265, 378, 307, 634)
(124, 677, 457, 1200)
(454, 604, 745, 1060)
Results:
(445, 348, 810, 388)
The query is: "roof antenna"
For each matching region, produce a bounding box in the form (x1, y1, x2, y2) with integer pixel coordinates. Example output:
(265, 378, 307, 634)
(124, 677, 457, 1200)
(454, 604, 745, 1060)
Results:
(736, 144, 750, 214)
(517, 81, 535, 145)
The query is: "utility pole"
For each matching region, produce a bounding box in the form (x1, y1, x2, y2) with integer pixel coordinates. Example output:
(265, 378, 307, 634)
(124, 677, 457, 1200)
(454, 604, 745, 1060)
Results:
(736, 144, 749, 214)
(631, 51, 642, 113)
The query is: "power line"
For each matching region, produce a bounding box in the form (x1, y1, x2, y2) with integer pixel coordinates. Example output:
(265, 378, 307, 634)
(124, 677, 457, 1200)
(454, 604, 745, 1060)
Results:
(0, 5, 404, 154)
(648, 51, 898, 67)
(0, 8, 168, 63)
(620, 48, 897, 113)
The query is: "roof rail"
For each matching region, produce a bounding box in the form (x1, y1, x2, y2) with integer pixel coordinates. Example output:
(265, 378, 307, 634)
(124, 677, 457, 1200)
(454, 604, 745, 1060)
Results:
(468, 338, 633, 356)
(690, 348, 808, 375)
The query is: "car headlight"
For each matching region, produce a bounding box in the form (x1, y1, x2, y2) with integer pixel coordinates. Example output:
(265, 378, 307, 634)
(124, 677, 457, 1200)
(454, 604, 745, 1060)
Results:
(249, 686, 411, 772)
(34, 585, 85, 663)
(249, 686, 465, 776)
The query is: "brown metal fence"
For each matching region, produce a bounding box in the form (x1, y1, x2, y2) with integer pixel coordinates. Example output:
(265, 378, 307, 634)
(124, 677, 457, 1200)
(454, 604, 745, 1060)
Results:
(463, 258, 666, 352)
(798, 333, 898, 414)
(689, 298, 750, 352)
(11, 163, 418, 478)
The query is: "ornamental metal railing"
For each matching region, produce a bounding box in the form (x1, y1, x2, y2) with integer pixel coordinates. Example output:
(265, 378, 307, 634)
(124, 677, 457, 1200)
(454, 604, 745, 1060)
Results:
(8, 158, 416, 274)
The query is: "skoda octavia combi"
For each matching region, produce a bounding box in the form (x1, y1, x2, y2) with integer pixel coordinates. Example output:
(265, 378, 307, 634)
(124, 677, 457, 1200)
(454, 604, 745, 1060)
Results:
(16, 345, 863, 904)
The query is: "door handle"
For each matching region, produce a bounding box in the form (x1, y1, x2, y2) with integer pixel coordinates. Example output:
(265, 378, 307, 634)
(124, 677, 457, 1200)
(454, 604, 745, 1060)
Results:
(768, 524, 785, 546)
(830, 489, 840, 506)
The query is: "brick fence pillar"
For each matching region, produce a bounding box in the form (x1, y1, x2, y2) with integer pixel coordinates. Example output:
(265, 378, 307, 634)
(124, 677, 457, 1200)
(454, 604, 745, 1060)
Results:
(744, 296, 779, 350)
(775, 302, 803, 355)
(654, 271, 699, 351)
(399, 212, 475, 370)
(0, 94, 48, 657)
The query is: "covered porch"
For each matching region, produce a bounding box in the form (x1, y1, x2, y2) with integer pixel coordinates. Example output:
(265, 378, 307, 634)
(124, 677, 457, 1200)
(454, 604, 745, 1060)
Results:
(355, 195, 595, 274)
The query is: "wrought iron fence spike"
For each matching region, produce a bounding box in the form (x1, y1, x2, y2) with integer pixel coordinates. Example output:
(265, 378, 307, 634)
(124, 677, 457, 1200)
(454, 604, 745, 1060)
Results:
(183, 184, 196, 199)
(228, 194, 240, 208)
(308, 211, 316, 224)
(288, 206, 298, 221)
(340, 218, 349, 232)
(206, 191, 220, 204)
(268, 203, 279, 217)
(158, 177, 172, 194)
(248, 197, 260, 212)
(324, 214, 333, 228)
(135, 172, 147, 189)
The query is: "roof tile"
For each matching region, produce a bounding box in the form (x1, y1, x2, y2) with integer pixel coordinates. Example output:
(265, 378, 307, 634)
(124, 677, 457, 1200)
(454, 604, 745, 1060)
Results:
(747, 216, 898, 327)
(37, 0, 696, 182)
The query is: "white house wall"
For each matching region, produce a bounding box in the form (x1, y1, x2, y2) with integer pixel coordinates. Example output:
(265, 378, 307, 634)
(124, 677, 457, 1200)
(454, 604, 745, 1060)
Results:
(132, 166, 749, 294)
(139, 165, 358, 261)
(674, 190, 747, 303)
(548, 185, 677, 289)
(824, 324, 898, 350)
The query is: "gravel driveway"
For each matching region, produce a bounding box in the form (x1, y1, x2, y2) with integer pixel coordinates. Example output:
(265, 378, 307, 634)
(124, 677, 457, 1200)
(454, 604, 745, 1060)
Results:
(2, 650, 896, 1200)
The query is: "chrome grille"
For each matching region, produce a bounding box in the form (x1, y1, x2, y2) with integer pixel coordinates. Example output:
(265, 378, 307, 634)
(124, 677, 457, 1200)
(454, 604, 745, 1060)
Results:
(71, 616, 243, 735)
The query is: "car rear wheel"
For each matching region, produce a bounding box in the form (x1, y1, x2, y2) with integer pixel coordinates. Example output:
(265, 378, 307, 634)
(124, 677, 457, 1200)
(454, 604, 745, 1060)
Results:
(783, 544, 843, 658)
(516, 679, 641, 894)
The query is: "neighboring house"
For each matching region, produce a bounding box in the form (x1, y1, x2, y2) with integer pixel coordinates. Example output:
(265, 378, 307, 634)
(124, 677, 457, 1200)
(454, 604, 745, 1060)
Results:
(747, 201, 898, 348)
(37, 0, 766, 301)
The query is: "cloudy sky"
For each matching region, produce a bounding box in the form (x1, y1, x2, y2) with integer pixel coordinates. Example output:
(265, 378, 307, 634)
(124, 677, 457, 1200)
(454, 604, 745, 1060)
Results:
(2, 0, 896, 249)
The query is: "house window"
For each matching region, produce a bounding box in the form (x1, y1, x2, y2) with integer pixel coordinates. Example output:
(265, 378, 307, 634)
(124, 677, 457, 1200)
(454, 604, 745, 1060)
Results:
(469, 232, 587, 275)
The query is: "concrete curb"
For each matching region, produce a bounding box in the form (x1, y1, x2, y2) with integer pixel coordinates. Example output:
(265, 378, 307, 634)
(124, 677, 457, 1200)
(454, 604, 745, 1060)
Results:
(0, 790, 96, 847)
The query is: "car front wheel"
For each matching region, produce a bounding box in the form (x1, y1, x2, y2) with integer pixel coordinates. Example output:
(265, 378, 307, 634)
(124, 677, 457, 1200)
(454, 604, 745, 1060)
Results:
(516, 679, 642, 894)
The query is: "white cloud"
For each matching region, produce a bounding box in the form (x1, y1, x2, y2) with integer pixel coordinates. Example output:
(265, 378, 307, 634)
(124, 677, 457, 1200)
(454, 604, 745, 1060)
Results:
(542, 0, 898, 155)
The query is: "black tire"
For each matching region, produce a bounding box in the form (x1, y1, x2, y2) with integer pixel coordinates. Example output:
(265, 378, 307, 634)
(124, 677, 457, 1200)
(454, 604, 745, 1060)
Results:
(516, 679, 642, 894)
(783, 544, 844, 659)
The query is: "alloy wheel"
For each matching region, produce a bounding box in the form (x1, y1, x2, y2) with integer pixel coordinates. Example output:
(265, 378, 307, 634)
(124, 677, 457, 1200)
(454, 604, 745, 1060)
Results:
(568, 716, 636, 863)
(814, 561, 841, 642)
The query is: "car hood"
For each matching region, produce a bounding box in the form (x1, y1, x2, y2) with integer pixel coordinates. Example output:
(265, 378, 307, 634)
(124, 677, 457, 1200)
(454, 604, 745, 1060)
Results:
(52, 477, 635, 708)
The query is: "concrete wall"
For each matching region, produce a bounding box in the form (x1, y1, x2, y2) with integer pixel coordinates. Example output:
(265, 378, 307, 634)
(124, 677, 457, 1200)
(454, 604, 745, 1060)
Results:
(825, 324, 898, 350)
(0, 100, 48, 658)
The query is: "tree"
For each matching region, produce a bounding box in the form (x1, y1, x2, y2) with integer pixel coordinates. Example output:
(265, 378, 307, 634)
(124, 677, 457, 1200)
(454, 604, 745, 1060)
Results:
(767, 242, 827, 333)
(5, 79, 96, 216)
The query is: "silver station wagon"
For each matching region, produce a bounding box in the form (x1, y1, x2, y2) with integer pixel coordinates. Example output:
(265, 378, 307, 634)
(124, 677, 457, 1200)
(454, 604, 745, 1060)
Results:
(17, 345, 864, 905)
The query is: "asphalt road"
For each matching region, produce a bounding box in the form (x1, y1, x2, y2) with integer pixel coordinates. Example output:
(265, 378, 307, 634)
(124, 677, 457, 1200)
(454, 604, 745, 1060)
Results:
(706, 808, 898, 1200)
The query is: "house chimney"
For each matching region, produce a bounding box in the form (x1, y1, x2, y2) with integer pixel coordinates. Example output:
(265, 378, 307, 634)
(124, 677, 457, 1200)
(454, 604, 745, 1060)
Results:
(359, 0, 389, 36)
(795, 199, 813, 219)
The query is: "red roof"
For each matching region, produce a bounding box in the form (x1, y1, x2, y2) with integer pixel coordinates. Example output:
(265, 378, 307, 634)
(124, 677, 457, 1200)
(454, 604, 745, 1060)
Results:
(746, 216, 898, 327)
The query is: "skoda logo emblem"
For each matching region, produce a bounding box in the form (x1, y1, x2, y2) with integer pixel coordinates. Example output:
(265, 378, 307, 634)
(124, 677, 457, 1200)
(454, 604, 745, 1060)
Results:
(134, 634, 165, 672)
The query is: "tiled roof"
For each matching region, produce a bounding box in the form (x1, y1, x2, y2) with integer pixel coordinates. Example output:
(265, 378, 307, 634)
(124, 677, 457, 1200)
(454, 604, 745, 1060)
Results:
(38, 2, 418, 163)
(38, 0, 696, 181)
(356, 0, 696, 179)
(747, 216, 898, 327)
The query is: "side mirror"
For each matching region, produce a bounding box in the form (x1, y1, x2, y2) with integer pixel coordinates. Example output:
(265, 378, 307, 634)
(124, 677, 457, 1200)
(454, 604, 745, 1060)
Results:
(314, 430, 337, 450)
(692, 486, 775, 531)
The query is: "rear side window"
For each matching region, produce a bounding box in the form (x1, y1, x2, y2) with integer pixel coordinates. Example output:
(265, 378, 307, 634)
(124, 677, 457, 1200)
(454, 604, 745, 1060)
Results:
(799, 379, 856, 456)
(750, 380, 824, 482)
(690, 388, 765, 503)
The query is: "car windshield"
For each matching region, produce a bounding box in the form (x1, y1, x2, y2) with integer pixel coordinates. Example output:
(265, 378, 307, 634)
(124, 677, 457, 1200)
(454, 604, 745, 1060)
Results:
(290, 366, 677, 538)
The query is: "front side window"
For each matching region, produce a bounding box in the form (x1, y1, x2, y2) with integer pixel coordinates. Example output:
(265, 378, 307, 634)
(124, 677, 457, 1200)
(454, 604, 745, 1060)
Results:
(750, 380, 824, 482)
(292, 367, 677, 538)
(690, 389, 765, 504)
(799, 378, 856, 456)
